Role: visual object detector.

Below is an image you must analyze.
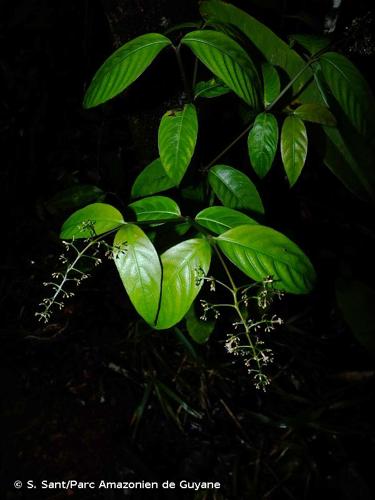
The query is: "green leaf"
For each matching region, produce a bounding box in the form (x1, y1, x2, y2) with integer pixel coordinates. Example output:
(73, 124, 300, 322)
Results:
(128, 196, 181, 222)
(181, 182, 206, 203)
(158, 104, 198, 185)
(262, 63, 280, 107)
(293, 103, 336, 126)
(164, 21, 202, 35)
(83, 33, 172, 108)
(155, 239, 212, 330)
(208, 164, 264, 214)
(114, 224, 161, 326)
(216, 224, 316, 294)
(46, 185, 105, 214)
(319, 52, 375, 137)
(185, 305, 215, 344)
(196, 206, 258, 235)
(336, 277, 375, 358)
(194, 78, 231, 99)
(181, 30, 261, 108)
(314, 69, 375, 201)
(248, 112, 279, 178)
(174, 327, 199, 361)
(290, 34, 330, 55)
(281, 116, 308, 186)
(131, 158, 176, 199)
(323, 126, 375, 203)
(60, 203, 124, 240)
(200, 0, 319, 102)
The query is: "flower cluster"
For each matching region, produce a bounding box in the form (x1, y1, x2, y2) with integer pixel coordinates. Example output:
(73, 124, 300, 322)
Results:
(256, 276, 284, 310)
(35, 233, 120, 324)
(199, 275, 284, 390)
(199, 299, 221, 321)
(224, 314, 282, 390)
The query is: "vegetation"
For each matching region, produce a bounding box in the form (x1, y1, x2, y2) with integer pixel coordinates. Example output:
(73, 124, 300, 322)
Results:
(3, 0, 375, 498)
(37, 0, 375, 391)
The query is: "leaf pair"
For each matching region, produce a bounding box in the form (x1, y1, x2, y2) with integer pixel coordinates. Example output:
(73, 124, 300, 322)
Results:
(84, 28, 261, 111)
(248, 106, 336, 185)
(60, 201, 211, 330)
(114, 226, 212, 330)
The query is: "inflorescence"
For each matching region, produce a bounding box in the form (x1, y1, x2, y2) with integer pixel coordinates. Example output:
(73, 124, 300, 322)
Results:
(35, 221, 125, 323)
(198, 274, 284, 390)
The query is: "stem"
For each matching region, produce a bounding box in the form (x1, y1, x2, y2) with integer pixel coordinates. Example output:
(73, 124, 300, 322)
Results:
(191, 21, 207, 90)
(265, 59, 316, 112)
(38, 238, 97, 320)
(174, 44, 191, 101)
(210, 245, 263, 375)
(233, 293, 261, 373)
(192, 57, 199, 92)
(202, 50, 324, 173)
(213, 243, 237, 292)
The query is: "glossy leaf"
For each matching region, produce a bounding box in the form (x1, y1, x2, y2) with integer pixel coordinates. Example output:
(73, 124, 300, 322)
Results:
(158, 104, 198, 185)
(314, 70, 375, 201)
(164, 21, 202, 35)
(336, 277, 375, 358)
(293, 103, 336, 126)
(83, 33, 171, 108)
(196, 206, 258, 235)
(185, 305, 215, 344)
(181, 182, 206, 203)
(216, 224, 316, 294)
(281, 116, 308, 186)
(323, 126, 375, 203)
(319, 52, 375, 137)
(200, 0, 319, 102)
(131, 158, 176, 199)
(208, 165, 264, 214)
(194, 78, 231, 99)
(181, 30, 261, 108)
(290, 34, 329, 55)
(128, 196, 181, 222)
(60, 203, 124, 240)
(155, 239, 212, 330)
(46, 185, 105, 214)
(262, 63, 280, 107)
(114, 224, 161, 326)
(248, 112, 279, 178)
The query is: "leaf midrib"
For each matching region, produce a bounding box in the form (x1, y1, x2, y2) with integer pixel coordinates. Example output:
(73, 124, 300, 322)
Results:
(162, 245, 202, 290)
(95, 38, 170, 81)
(218, 235, 305, 270)
(173, 106, 188, 177)
(211, 168, 242, 203)
(135, 210, 180, 216)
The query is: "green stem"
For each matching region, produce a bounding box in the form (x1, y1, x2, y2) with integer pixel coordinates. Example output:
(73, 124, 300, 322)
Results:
(212, 243, 237, 292)
(191, 21, 207, 91)
(265, 58, 316, 112)
(211, 244, 262, 373)
(202, 51, 324, 173)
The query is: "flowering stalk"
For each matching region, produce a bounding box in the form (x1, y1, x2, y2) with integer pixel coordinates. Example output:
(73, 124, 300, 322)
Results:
(199, 244, 284, 390)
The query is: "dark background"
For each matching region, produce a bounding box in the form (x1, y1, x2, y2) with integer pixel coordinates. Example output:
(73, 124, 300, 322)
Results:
(1, 0, 375, 499)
